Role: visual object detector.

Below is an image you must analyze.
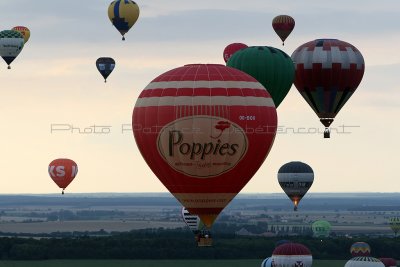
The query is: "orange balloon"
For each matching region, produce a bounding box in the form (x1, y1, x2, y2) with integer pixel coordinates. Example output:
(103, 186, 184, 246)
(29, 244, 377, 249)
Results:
(48, 158, 78, 194)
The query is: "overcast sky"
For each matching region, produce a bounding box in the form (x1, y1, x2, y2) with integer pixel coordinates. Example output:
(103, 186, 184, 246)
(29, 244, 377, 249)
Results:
(0, 0, 399, 194)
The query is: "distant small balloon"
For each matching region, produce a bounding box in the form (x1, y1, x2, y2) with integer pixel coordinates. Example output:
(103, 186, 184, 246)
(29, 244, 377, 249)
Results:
(0, 30, 24, 69)
(48, 158, 78, 194)
(223, 43, 247, 63)
(96, 57, 116, 82)
(272, 15, 295, 46)
(108, 0, 140, 41)
(11, 26, 30, 43)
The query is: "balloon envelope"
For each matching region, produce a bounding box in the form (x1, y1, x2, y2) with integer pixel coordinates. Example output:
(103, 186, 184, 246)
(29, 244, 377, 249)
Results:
(108, 0, 140, 40)
(96, 57, 115, 82)
(133, 64, 277, 228)
(227, 46, 295, 107)
(261, 257, 272, 267)
(48, 158, 78, 193)
(11, 26, 30, 43)
(291, 39, 365, 136)
(379, 258, 397, 267)
(272, 15, 295, 45)
(345, 257, 385, 267)
(223, 43, 247, 63)
(312, 220, 331, 237)
(277, 161, 314, 211)
(0, 30, 24, 69)
(350, 242, 371, 257)
(181, 207, 203, 233)
(272, 243, 313, 267)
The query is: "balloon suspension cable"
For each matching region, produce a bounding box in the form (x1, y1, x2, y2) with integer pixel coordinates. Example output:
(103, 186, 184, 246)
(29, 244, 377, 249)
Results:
(324, 128, 330, 138)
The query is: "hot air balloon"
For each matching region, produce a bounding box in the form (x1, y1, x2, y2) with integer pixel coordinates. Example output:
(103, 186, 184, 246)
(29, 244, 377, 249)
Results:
(227, 46, 295, 107)
(0, 30, 24, 69)
(48, 158, 78, 194)
(312, 220, 331, 237)
(271, 243, 313, 267)
(108, 0, 140, 41)
(345, 257, 385, 267)
(96, 57, 115, 82)
(389, 217, 400, 236)
(350, 242, 371, 257)
(379, 258, 397, 267)
(272, 15, 295, 46)
(261, 257, 272, 267)
(291, 39, 365, 138)
(181, 207, 212, 247)
(11, 26, 30, 43)
(277, 161, 314, 211)
(223, 43, 248, 63)
(133, 64, 277, 229)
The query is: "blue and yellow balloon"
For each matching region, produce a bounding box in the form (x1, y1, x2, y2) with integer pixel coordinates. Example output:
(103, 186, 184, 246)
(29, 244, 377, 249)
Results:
(108, 0, 140, 41)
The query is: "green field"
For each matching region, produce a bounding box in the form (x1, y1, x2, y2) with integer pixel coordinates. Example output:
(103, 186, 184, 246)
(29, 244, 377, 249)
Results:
(0, 260, 348, 267)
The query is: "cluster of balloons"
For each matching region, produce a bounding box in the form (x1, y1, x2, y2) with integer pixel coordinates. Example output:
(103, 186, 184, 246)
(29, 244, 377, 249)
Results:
(345, 242, 397, 267)
(47, 0, 142, 193)
(0, 26, 29, 69)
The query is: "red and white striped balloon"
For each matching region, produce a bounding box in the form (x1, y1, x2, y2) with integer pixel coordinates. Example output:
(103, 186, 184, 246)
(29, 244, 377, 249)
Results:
(133, 64, 277, 227)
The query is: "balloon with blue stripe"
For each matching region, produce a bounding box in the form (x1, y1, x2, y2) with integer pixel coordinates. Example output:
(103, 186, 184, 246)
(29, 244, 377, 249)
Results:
(261, 257, 272, 267)
(108, 0, 140, 40)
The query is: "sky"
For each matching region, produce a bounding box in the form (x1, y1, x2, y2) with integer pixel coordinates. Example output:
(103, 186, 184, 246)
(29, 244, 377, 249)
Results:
(0, 0, 399, 194)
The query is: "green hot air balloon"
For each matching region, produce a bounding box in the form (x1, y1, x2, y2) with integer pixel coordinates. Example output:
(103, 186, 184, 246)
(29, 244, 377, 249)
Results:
(389, 216, 400, 236)
(227, 46, 295, 107)
(312, 220, 331, 238)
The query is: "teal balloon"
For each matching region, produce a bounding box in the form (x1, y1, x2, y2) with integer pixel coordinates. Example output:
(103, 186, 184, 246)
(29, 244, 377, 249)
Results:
(227, 46, 295, 107)
(312, 220, 331, 237)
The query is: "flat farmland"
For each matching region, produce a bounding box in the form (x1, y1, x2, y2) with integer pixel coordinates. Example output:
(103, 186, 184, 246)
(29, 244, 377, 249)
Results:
(0, 220, 184, 234)
(0, 260, 349, 267)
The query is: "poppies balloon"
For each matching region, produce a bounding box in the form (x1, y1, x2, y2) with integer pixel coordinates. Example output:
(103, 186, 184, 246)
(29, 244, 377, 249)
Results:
(291, 39, 365, 138)
(223, 42, 247, 63)
(133, 64, 277, 228)
(0, 30, 24, 69)
(277, 161, 314, 211)
(11, 26, 30, 43)
(96, 57, 115, 82)
(271, 243, 313, 267)
(272, 15, 295, 46)
(48, 158, 78, 194)
(227, 46, 295, 107)
(108, 0, 140, 40)
(345, 257, 385, 267)
(350, 242, 371, 257)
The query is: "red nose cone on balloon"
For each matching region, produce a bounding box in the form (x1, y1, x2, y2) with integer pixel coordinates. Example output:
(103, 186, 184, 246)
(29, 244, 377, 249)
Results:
(133, 64, 277, 227)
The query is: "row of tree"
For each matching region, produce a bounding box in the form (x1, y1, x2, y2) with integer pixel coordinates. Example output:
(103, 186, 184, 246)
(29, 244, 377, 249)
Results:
(0, 227, 398, 260)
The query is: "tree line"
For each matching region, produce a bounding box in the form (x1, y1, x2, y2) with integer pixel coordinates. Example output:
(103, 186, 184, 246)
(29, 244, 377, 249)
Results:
(0, 227, 398, 260)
